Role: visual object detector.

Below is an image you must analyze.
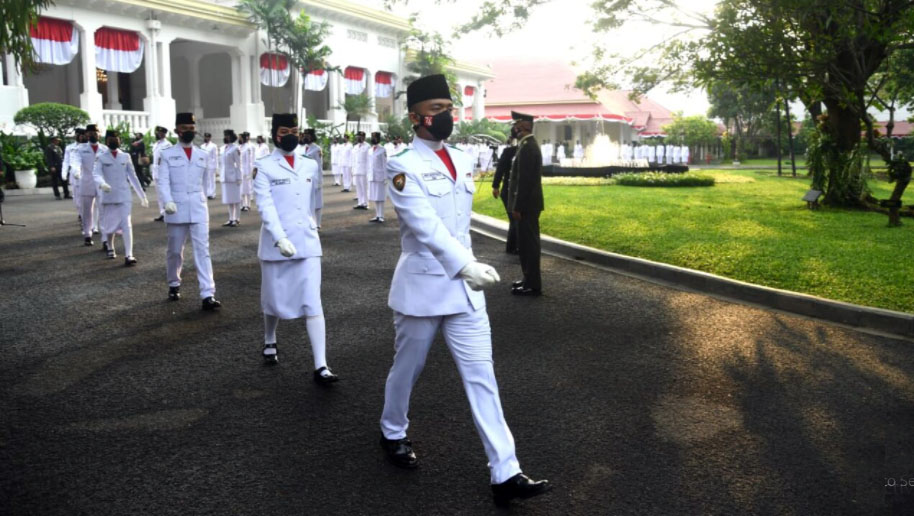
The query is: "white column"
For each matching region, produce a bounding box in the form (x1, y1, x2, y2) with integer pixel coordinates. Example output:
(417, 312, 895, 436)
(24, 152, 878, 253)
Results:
(187, 54, 203, 116)
(144, 34, 175, 130)
(473, 84, 485, 120)
(159, 39, 173, 99)
(328, 69, 343, 124)
(106, 72, 121, 109)
(251, 54, 262, 105)
(294, 71, 304, 122)
(365, 69, 378, 130)
(79, 24, 104, 124)
(229, 49, 265, 136)
(458, 82, 466, 121)
(239, 53, 251, 107)
(4, 53, 23, 87)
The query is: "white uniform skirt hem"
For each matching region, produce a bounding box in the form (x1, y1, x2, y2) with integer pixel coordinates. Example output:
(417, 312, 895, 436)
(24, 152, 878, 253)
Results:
(241, 177, 254, 196)
(222, 182, 242, 204)
(100, 202, 131, 235)
(261, 257, 322, 319)
(369, 180, 387, 202)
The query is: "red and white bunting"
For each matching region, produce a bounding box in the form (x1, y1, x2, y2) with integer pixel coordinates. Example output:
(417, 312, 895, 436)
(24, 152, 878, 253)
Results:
(374, 71, 394, 98)
(304, 69, 328, 91)
(463, 86, 476, 107)
(95, 27, 143, 73)
(344, 67, 366, 95)
(30, 17, 79, 65)
(260, 53, 290, 87)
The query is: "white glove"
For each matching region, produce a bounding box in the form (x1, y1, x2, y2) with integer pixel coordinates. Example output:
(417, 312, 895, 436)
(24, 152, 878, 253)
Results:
(164, 202, 177, 214)
(277, 237, 297, 258)
(140, 198, 149, 208)
(100, 183, 111, 193)
(458, 261, 501, 291)
(73, 171, 80, 180)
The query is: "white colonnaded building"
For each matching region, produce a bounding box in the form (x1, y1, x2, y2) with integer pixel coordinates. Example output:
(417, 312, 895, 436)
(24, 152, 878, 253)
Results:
(0, 0, 494, 137)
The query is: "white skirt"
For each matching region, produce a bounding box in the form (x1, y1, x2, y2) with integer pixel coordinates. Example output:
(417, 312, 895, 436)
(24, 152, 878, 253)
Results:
(222, 182, 241, 204)
(100, 202, 131, 235)
(261, 257, 322, 319)
(369, 180, 387, 202)
(241, 176, 254, 196)
(313, 187, 324, 210)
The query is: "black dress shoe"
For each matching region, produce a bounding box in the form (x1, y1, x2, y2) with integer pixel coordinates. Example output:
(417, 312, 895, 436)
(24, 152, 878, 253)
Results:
(124, 256, 137, 266)
(84, 237, 94, 246)
(153, 215, 164, 222)
(262, 343, 278, 365)
(168, 286, 181, 301)
(106, 248, 116, 259)
(511, 286, 542, 297)
(102, 241, 110, 252)
(491, 473, 552, 506)
(313, 366, 339, 384)
(380, 435, 418, 469)
(241, 206, 250, 212)
(201, 296, 222, 311)
(222, 220, 233, 226)
(512, 280, 524, 288)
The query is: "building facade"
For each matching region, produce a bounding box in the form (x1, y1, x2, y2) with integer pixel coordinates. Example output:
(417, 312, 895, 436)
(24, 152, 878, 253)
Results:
(0, 0, 493, 137)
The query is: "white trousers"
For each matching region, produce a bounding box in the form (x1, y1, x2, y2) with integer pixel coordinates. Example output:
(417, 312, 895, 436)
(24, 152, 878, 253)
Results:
(341, 166, 352, 190)
(354, 174, 368, 206)
(205, 167, 216, 197)
(332, 164, 342, 184)
(381, 308, 522, 484)
(79, 194, 96, 237)
(166, 223, 216, 298)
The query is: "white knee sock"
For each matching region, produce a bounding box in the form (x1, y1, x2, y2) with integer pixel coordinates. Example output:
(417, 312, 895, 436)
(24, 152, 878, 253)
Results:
(375, 201, 384, 219)
(123, 223, 133, 256)
(315, 208, 322, 227)
(264, 314, 278, 346)
(107, 233, 116, 249)
(306, 315, 327, 370)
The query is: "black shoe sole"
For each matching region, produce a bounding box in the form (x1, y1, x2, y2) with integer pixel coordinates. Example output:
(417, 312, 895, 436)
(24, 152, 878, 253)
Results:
(493, 485, 552, 507)
(263, 355, 279, 365)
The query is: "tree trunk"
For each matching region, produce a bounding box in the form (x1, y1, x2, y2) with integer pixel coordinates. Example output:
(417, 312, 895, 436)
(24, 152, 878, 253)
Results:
(784, 98, 797, 177)
(821, 97, 867, 206)
(775, 95, 782, 176)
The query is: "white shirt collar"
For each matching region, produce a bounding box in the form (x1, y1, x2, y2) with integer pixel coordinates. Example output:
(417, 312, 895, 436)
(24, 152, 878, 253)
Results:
(413, 136, 444, 152)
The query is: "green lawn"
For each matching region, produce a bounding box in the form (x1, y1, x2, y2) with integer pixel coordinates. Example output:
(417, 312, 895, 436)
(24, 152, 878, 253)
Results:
(733, 158, 808, 167)
(474, 169, 914, 313)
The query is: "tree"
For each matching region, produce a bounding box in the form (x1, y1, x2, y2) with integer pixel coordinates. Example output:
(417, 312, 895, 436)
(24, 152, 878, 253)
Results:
(382, 114, 413, 141)
(453, 118, 511, 143)
(401, 24, 462, 105)
(14, 102, 89, 149)
(0, 0, 53, 72)
(338, 94, 372, 134)
(661, 113, 718, 161)
(707, 80, 775, 161)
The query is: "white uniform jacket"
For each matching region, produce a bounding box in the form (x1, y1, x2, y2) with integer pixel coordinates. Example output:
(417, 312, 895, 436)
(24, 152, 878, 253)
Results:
(370, 145, 387, 182)
(339, 143, 352, 167)
(351, 142, 370, 175)
(222, 143, 242, 183)
(201, 141, 219, 170)
(61, 142, 78, 181)
(386, 139, 484, 317)
(157, 145, 211, 224)
(92, 149, 145, 204)
(75, 142, 108, 192)
(152, 139, 173, 178)
(254, 150, 322, 262)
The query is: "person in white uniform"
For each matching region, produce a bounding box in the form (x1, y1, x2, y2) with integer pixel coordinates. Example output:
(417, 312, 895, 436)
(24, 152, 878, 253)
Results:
(255, 135, 271, 160)
(368, 131, 388, 222)
(682, 145, 690, 164)
(350, 131, 370, 210)
(672, 145, 681, 164)
(221, 129, 243, 227)
(151, 126, 173, 222)
(298, 128, 324, 228)
(157, 112, 222, 310)
(555, 142, 566, 164)
(200, 132, 219, 199)
(93, 129, 149, 264)
(330, 137, 341, 186)
(378, 75, 551, 507)
(253, 113, 338, 384)
(239, 132, 254, 211)
(71, 124, 107, 247)
(655, 143, 665, 165)
(573, 140, 584, 165)
(63, 128, 85, 222)
(339, 134, 353, 192)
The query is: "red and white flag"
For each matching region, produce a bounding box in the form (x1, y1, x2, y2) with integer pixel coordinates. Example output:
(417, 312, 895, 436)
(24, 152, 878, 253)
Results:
(260, 53, 290, 87)
(344, 67, 366, 95)
(374, 71, 394, 98)
(30, 17, 79, 65)
(304, 69, 327, 91)
(463, 85, 476, 107)
(95, 27, 143, 73)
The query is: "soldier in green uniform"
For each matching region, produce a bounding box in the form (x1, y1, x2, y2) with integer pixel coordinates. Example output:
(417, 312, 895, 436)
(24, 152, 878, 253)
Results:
(507, 111, 544, 296)
(491, 131, 518, 254)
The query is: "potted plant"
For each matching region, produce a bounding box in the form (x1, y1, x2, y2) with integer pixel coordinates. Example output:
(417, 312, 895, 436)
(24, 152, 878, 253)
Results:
(8, 148, 43, 189)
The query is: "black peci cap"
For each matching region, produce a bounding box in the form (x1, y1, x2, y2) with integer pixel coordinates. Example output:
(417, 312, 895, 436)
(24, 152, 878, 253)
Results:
(406, 74, 451, 109)
(175, 112, 196, 125)
(271, 113, 298, 131)
(511, 111, 534, 123)
(85, 124, 98, 132)
(104, 129, 119, 139)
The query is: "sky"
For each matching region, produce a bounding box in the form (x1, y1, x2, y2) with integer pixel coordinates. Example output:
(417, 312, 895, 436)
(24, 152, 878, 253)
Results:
(363, 0, 910, 121)
(365, 0, 720, 117)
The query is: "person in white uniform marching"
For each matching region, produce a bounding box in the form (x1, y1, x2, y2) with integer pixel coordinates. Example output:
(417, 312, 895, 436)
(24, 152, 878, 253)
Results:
(151, 126, 173, 222)
(157, 112, 222, 310)
(350, 131, 370, 210)
(255, 135, 271, 161)
(239, 132, 255, 211)
(573, 140, 584, 165)
(93, 129, 149, 264)
(71, 124, 107, 247)
(378, 74, 551, 507)
(253, 113, 338, 384)
(64, 128, 85, 223)
(221, 129, 243, 227)
(200, 132, 219, 199)
(339, 134, 353, 192)
(298, 128, 324, 228)
(368, 131, 387, 223)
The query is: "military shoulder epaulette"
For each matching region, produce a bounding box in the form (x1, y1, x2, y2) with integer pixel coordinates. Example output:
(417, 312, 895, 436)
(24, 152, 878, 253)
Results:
(394, 149, 411, 157)
(447, 144, 461, 151)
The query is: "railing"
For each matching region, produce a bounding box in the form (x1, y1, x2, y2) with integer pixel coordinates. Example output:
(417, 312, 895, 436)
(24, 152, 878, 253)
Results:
(103, 109, 150, 133)
(197, 117, 232, 137)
